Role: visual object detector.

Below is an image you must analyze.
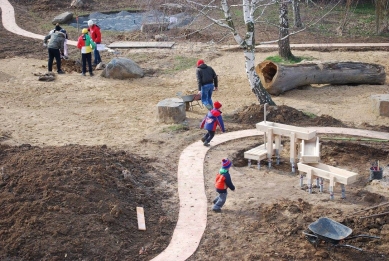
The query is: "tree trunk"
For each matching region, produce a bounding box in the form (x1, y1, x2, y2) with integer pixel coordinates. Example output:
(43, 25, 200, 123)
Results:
(278, 2, 294, 60)
(256, 61, 386, 95)
(292, 0, 303, 28)
(220, 0, 276, 105)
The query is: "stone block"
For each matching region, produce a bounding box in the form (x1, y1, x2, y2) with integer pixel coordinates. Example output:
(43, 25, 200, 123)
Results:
(371, 94, 389, 117)
(157, 98, 186, 124)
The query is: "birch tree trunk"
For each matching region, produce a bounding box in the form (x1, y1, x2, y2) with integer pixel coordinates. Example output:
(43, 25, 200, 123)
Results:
(221, 0, 275, 105)
(292, 0, 303, 28)
(278, 2, 294, 60)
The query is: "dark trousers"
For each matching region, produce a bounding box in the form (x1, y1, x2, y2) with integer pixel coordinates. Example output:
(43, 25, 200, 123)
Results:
(48, 48, 61, 72)
(203, 130, 215, 143)
(82, 52, 93, 74)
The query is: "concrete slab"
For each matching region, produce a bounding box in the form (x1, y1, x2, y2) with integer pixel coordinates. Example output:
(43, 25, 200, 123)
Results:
(108, 41, 175, 48)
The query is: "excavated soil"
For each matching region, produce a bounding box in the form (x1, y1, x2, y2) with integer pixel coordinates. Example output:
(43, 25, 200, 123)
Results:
(1, 0, 389, 260)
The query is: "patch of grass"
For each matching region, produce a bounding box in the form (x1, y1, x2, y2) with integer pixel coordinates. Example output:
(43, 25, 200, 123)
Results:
(162, 124, 189, 132)
(352, 3, 375, 15)
(303, 111, 317, 119)
(164, 56, 198, 74)
(264, 55, 315, 64)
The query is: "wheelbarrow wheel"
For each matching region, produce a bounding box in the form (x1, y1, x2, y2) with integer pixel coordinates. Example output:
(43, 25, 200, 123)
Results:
(303, 230, 319, 248)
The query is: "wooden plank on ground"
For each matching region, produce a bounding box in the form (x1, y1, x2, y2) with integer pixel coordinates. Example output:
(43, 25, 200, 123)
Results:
(108, 41, 175, 49)
(137, 207, 146, 231)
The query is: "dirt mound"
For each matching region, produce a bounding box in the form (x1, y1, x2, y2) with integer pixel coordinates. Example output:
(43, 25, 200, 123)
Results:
(254, 198, 387, 260)
(61, 59, 82, 73)
(230, 104, 345, 127)
(0, 144, 174, 260)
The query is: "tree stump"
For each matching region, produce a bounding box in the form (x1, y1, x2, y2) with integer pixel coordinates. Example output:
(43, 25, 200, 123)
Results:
(157, 98, 186, 124)
(256, 60, 386, 95)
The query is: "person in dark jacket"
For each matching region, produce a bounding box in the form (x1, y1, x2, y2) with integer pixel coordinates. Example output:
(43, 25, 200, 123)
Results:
(196, 59, 218, 110)
(43, 29, 66, 74)
(200, 101, 225, 146)
(49, 23, 69, 59)
(212, 158, 235, 213)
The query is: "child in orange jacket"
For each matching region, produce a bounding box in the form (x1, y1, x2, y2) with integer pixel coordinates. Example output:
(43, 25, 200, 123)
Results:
(212, 158, 235, 213)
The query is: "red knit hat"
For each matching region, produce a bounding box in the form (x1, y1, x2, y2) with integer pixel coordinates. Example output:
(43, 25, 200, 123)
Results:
(222, 158, 232, 169)
(197, 59, 204, 67)
(214, 101, 222, 109)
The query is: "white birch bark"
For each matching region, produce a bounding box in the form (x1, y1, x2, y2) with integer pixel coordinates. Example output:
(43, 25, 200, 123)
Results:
(221, 0, 275, 105)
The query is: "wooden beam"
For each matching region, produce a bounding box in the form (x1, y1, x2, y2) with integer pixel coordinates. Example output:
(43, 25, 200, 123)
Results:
(137, 207, 146, 231)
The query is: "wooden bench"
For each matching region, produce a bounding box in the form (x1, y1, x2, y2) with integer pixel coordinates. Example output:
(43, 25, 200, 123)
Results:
(297, 162, 358, 199)
(244, 143, 283, 161)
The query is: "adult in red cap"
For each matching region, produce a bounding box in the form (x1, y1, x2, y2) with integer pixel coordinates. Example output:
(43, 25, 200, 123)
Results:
(212, 158, 235, 213)
(196, 59, 218, 110)
(200, 101, 225, 146)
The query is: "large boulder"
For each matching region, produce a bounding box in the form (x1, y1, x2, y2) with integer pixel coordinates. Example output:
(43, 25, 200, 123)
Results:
(52, 12, 74, 25)
(101, 58, 144, 79)
(141, 23, 169, 33)
(159, 3, 185, 14)
(70, 0, 84, 8)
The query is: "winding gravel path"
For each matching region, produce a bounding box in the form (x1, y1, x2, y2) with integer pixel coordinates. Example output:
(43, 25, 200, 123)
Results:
(1, 0, 388, 260)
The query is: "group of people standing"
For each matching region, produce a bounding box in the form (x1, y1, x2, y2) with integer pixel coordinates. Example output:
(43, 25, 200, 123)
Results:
(196, 59, 235, 213)
(43, 20, 103, 76)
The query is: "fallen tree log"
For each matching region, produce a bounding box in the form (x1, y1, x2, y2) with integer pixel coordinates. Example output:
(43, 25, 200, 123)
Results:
(255, 60, 386, 95)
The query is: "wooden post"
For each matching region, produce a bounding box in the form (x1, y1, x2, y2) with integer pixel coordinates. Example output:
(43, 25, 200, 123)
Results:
(329, 176, 335, 200)
(290, 132, 296, 172)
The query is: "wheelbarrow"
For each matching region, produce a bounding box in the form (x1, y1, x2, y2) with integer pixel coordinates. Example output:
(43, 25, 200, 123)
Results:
(303, 217, 380, 251)
(177, 92, 203, 111)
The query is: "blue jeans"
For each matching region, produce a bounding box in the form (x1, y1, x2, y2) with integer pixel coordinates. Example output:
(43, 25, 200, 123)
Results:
(212, 192, 227, 210)
(201, 83, 214, 109)
(93, 46, 102, 65)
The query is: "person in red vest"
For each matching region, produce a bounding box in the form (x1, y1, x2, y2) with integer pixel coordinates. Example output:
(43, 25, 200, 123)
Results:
(88, 20, 102, 66)
(212, 158, 235, 213)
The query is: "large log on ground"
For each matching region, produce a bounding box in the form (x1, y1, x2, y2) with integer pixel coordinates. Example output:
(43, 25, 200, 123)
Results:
(255, 60, 386, 95)
(157, 98, 186, 124)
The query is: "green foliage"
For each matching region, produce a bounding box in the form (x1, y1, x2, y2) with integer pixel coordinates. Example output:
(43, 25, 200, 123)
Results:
(162, 124, 189, 132)
(352, 2, 376, 15)
(264, 55, 315, 64)
(303, 111, 317, 119)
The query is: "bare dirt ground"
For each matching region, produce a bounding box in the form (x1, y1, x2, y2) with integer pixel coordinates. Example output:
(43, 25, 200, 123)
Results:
(1, 0, 389, 260)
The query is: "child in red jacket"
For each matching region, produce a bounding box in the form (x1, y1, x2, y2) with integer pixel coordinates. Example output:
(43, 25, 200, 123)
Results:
(212, 158, 235, 213)
(200, 101, 225, 147)
(77, 28, 95, 76)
